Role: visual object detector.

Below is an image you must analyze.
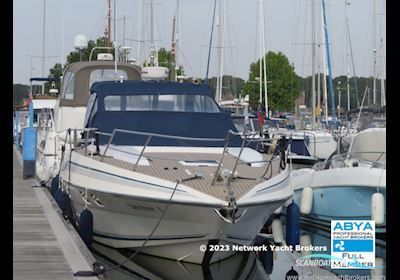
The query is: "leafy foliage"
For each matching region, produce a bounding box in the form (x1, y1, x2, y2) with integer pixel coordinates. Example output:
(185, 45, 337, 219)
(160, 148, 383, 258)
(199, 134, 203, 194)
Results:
(13, 84, 29, 107)
(66, 36, 112, 64)
(242, 51, 301, 112)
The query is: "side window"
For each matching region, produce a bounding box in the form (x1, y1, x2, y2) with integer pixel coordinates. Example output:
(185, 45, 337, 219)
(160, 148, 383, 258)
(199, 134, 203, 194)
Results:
(61, 71, 75, 100)
(89, 69, 128, 88)
(84, 93, 97, 127)
(104, 96, 121, 111)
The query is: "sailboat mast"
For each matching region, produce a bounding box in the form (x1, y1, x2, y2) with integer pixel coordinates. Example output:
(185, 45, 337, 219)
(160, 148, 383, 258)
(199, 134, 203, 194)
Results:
(316, 0, 321, 117)
(217, 0, 227, 104)
(171, 0, 180, 82)
(347, 66, 350, 111)
(320, 2, 328, 124)
(205, 0, 217, 83)
(258, 0, 262, 104)
(42, 0, 46, 95)
(261, 0, 268, 118)
(149, 0, 157, 67)
(136, 0, 144, 65)
(215, 1, 221, 102)
(108, 0, 111, 51)
(321, 0, 337, 124)
(345, 1, 350, 111)
(171, 15, 176, 81)
(345, 0, 359, 107)
(311, 0, 316, 129)
(372, 0, 377, 105)
(114, 0, 118, 78)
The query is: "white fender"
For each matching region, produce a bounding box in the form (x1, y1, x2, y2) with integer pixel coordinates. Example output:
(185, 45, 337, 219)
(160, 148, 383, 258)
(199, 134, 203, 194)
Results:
(300, 187, 313, 215)
(371, 192, 385, 225)
(271, 218, 284, 244)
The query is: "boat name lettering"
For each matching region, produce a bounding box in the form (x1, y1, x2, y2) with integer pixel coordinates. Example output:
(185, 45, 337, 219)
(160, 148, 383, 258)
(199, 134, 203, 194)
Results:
(127, 203, 156, 211)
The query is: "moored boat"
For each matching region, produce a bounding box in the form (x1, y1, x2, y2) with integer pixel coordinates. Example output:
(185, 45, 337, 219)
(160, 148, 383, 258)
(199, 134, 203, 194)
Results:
(58, 80, 293, 264)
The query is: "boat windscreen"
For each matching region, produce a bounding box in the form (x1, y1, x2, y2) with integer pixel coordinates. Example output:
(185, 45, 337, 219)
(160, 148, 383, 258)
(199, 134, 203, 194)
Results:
(103, 94, 220, 113)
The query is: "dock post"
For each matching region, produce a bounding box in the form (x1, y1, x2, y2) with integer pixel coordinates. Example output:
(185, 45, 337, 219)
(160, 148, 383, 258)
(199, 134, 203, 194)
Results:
(22, 127, 37, 178)
(29, 102, 34, 128)
(15, 111, 19, 150)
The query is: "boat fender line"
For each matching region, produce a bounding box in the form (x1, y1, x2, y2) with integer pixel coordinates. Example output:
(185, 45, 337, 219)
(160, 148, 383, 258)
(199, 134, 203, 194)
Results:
(50, 175, 59, 197)
(300, 187, 313, 215)
(286, 200, 300, 247)
(75, 179, 182, 277)
(371, 192, 385, 225)
(278, 136, 288, 170)
(272, 217, 284, 244)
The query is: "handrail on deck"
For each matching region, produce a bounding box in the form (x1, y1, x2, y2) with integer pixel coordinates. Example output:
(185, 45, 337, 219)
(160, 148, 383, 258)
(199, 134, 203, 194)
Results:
(79, 127, 290, 185)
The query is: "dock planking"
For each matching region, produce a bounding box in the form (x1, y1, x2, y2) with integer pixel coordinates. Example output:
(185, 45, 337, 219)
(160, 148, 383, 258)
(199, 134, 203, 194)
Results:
(13, 148, 98, 280)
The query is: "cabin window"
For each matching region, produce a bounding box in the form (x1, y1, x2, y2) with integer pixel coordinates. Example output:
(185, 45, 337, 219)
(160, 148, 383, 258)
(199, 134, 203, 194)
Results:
(61, 71, 75, 100)
(84, 93, 97, 126)
(104, 96, 121, 111)
(89, 69, 128, 88)
(104, 94, 220, 113)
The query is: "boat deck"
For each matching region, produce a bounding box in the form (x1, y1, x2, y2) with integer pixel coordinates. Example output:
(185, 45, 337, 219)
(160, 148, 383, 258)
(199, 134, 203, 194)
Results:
(77, 149, 282, 201)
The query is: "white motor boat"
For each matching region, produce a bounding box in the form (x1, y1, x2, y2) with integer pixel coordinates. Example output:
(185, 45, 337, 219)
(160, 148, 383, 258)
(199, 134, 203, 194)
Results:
(289, 126, 386, 232)
(58, 80, 293, 264)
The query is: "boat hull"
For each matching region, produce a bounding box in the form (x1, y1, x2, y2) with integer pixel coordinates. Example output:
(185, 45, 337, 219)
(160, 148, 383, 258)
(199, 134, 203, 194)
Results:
(61, 151, 292, 264)
(67, 184, 285, 264)
(289, 167, 386, 231)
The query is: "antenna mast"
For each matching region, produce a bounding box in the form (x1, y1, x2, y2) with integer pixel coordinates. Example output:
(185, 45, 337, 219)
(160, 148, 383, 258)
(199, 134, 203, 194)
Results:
(311, 0, 316, 129)
(108, 0, 111, 52)
(42, 0, 46, 95)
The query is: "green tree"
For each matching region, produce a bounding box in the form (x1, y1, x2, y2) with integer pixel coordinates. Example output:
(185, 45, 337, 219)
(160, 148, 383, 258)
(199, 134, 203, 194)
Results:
(242, 51, 301, 113)
(44, 63, 63, 95)
(66, 36, 112, 65)
(13, 84, 29, 107)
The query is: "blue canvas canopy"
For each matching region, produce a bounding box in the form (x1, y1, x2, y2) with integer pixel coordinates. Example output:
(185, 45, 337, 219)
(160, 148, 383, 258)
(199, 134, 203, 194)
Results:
(86, 81, 242, 147)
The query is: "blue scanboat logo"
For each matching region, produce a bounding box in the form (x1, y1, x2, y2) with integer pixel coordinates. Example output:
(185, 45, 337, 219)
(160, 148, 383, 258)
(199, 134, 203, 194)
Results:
(331, 220, 375, 269)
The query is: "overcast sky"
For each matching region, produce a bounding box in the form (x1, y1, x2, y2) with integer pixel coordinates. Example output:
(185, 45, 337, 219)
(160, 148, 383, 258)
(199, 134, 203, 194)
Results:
(13, 0, 385, 84)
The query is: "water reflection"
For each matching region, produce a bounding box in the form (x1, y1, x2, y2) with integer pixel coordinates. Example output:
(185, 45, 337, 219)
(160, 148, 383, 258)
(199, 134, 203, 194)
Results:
(91, 224, 385, 279)
(92, 242, 268, 280)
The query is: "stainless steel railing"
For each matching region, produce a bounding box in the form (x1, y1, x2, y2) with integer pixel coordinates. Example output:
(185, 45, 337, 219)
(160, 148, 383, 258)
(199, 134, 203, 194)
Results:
(77, 127, 290, 185)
